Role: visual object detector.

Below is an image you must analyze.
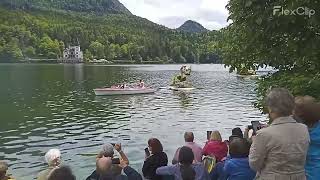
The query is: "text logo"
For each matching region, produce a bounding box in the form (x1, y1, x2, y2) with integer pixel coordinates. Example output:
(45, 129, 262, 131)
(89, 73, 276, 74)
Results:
(273, 6, 315, 18)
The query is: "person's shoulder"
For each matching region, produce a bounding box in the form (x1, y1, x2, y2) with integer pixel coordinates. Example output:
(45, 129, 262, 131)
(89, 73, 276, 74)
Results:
(85, 170, 99, 180)
(37, 168, 53, 180)
(192, 162, 205, 169)
(160, 151, 168, 158)
(194, 142, 203, 149)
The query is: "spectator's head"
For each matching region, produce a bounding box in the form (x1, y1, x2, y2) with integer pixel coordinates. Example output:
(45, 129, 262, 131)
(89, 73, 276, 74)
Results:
(232, 127, 243, 138)
(184, 132, 194, 142)
(102, 144, 114, 157)
(294, 96, 320, 127)
(210, 131, 222, 142)
(265, 88, 295, 121)
(148, 138, 163, 154)
(45, 149, 61, 167)
(96, 157, 112, 175)
(0, 161, 8, 179)
(229, 127, 243, 142)
(178, 146, 195, 180)
(96, 157, 122, 178)
(48, 166, 75, 180)
(229, 138, 250, 158)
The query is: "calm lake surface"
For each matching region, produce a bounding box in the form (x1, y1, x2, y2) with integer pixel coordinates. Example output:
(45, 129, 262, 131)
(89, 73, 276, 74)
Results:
(0, 64, 267, 179)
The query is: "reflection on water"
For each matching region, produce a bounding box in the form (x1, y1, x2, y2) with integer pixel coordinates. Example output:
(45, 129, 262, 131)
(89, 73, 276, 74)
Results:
(173, 91, 192, 108)
(0, 64, 267, 179)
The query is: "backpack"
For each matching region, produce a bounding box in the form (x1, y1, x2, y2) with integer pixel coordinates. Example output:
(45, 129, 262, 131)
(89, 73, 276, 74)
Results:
(202, 155, 216, 173)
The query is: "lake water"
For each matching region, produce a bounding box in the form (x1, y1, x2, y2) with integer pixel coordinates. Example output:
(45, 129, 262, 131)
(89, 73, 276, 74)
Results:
(0, 64, 267, 179)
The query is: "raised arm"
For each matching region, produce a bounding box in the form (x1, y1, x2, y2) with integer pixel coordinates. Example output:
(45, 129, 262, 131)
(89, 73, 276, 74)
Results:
(115, 143, 129, 165)
(249, 132, 267, 171)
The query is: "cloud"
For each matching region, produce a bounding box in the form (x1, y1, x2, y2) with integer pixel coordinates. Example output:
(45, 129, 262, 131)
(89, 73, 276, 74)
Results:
(119, 0, 230, 30)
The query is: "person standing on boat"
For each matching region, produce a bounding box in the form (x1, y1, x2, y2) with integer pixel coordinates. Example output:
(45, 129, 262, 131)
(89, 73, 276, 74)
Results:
(137, 80, 145, 88)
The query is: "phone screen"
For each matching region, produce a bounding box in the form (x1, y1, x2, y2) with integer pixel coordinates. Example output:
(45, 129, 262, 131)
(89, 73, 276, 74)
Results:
(112, 158, 120, 164)
(145, 148, 150, 156)
(251, 121, 260, 134)
(207, 131, 212, 140)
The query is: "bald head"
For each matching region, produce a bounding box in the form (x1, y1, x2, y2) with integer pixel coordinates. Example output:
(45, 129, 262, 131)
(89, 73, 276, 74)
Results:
(96, 157, 112, 175)
(184, 132, 194, 142)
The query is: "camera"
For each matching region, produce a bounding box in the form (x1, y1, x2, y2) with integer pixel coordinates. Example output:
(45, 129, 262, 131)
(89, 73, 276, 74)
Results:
(248, 121, 263, 135)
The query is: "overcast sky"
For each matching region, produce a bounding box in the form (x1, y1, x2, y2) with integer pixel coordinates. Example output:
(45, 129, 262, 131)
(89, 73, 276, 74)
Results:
(119, 0, 230, 30)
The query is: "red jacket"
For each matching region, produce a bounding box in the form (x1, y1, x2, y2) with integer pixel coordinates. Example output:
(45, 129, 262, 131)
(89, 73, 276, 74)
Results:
(203, 140, 228, 162)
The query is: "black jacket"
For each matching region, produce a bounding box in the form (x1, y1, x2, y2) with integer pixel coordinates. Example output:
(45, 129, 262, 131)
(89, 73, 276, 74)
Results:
(142, 152, 168, 180)
(86, 166, 142, 180)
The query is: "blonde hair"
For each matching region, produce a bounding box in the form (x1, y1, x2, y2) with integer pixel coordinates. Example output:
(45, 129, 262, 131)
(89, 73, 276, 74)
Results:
(0, 161, 8, 172)
(210, 131, 222, 141)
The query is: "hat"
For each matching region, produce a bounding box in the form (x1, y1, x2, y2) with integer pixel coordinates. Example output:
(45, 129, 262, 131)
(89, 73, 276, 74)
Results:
(102, 144, 114, 157)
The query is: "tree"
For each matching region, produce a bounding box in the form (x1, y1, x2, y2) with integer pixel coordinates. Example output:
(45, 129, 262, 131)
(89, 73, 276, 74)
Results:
(38, 36, 60, 58)
(24, 46, 36, 57)
(220, 0, 320, 109)
(0, 38, 23, 62)
(84, 49, 93, 61)
(89, 41, 105, 59)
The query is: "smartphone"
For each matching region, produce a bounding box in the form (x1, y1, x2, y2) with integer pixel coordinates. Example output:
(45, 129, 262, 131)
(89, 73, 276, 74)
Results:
(112, 158, 120, 164)
(144, 148, 150, 156)
(251, 121, 261, 135)
(207, 131, 212, 140)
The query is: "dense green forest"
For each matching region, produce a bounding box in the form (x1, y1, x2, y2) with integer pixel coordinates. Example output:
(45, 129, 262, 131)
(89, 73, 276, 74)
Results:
(0, 4, 222, 64)
(219, 0, 320, 110)
(0, 0, 132, 15)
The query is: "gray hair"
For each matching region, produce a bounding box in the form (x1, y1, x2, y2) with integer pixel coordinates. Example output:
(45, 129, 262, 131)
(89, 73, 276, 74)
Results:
(265, 88, 295, 116)
(102, 144, 114, 157)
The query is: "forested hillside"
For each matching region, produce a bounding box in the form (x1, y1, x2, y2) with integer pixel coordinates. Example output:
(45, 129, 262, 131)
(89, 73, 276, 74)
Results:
(0, 0, 131, 15)
(177, 20, 208, 33)
(0, 1, 222, 64)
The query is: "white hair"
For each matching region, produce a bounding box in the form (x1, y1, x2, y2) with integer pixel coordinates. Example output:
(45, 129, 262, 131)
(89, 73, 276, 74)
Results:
(45, 149, 61, 166)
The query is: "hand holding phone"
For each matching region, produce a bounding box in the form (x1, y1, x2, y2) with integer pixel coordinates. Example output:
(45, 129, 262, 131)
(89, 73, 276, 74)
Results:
(251, 121, 263, 135)
(145, 147, 150, 157)
(207, 131, 212, 140)
(112, 158, 120, 164)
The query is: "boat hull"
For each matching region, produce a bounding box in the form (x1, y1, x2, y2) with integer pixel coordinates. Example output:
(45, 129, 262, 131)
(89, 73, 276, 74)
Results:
(94, 88, 156, 96)
(168, 86, 195, 91)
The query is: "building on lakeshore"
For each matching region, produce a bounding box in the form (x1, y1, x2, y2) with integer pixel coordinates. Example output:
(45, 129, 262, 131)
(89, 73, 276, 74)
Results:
(61, 45, 83, 63)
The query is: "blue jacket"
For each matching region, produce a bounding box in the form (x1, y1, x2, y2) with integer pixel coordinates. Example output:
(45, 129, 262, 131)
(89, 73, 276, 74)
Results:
(224, 157, 255, 180)
(210, 161, 227, 180)
(306, 121, 320, 180)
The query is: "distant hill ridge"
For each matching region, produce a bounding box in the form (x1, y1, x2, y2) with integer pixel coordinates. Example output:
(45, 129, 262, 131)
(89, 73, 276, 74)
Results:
(177, 20, 208, 33)
(0, 0, 131, 15)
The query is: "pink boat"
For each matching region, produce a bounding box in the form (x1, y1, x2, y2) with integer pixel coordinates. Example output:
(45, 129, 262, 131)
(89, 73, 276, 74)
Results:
(94, 87, 156, 96)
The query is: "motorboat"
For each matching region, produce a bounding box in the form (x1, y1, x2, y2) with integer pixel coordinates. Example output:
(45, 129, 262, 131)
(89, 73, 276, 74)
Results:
(94, 87, 156, 96)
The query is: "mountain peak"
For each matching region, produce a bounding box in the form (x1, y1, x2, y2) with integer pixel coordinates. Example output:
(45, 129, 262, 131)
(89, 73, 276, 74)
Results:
(177, 20, 208, 33)
(0, 0, 131, 15)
